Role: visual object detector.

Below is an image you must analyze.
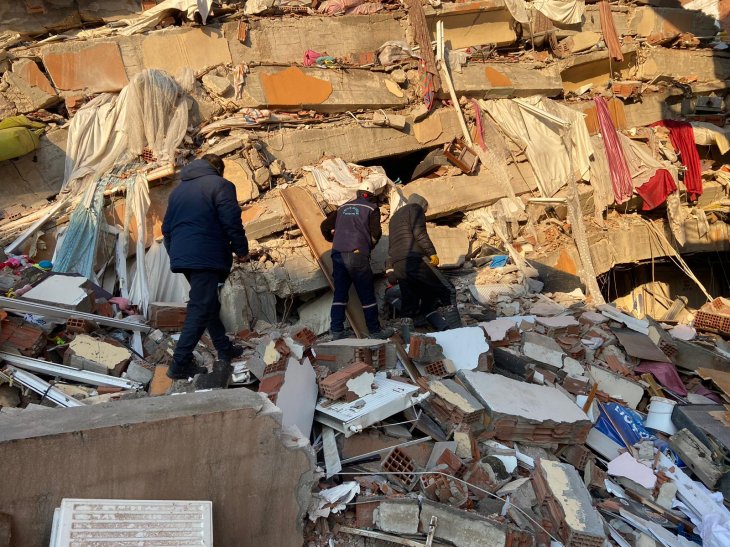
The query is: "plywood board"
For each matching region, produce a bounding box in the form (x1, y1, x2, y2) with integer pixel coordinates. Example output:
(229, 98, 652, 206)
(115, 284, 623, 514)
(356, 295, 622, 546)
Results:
(280, 186, 367, 337)
(697, 368, 730, 402)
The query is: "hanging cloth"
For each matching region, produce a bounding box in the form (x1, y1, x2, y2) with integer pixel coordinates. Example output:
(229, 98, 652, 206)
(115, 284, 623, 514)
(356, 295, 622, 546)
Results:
(594, 97, 633, 204)
(650, 120, 703, 201)
(636, 169, 678, 211)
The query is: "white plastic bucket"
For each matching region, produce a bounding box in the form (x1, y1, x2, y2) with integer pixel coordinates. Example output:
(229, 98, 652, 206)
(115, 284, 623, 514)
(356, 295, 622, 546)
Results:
(644, 396, 678, 435)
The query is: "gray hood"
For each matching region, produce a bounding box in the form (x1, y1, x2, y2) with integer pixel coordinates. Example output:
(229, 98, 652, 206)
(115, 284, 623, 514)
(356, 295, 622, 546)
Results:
(407, 193, 429, 212)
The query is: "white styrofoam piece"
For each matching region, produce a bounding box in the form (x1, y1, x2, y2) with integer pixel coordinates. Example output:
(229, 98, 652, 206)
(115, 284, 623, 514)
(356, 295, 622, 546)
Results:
(459, 371, 589, 424)
(431, 327, 490, 371)
(607, 452, 657, 489)
(315, 376, 427, 437)
(54, 499, 213, 547)
(276, 357, 318, 439)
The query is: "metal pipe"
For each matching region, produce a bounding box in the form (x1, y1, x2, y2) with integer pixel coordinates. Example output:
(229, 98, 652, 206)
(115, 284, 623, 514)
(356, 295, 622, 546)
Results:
(2, 365, 85, 408)
(0, 352, 142, 390)
(0, 296, 150, 333)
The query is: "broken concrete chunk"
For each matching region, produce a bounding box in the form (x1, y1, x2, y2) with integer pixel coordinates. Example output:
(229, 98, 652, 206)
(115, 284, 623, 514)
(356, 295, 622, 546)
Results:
(458, 370, 591, 446)
(430, 327, 490, 372)
(202, 73, 233, 97)
(522, 331, 566, 369)
(495, 477, 537, 511)
(64, 334, 132, 376)
(125, 360, 155, 385)
(534, 459, 606, 546)
(223, 159, 260, 204)
(427, 225, 470, 268)
(373, 499, 420, 535)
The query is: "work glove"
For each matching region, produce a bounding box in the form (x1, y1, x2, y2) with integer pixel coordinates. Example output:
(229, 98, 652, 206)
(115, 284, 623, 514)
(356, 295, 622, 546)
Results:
(235, 254, 251, 263)
(429, 255, 439, 266)
(387, 271, 398, 286)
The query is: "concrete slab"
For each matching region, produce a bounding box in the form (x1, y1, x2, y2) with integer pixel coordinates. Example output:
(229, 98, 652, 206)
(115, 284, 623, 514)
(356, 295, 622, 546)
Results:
(0, 388, 315, 547)
(425, 3, 516, 49)
(588, 365, 645, 409)
(261, 109, 461, 171)
(458, 370, 590, 425)
(20, 275, 93, 312)
(401, 164, 538, 220)
(373, 499, 420, 535)
(241, 195, 294, 240)
(522, 332, 566, 369)
(427, 225, 470, 268)
(12, 59, 57, 98)
(452, 63, 562, 99)
(431, 327, 490, 372)
(237, 66, 407, 112)
(419, 500, 510, 547)
(298, 291, 333, 335)
(226, 15, 406, 65)
(141, 27, 232, 74)
(43, 41, 128, 93)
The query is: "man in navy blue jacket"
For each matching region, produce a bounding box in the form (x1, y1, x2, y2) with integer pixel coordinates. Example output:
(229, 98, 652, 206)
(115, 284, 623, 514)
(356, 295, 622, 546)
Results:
(162, 154, 249, 379)
(320, 182, 393, 340)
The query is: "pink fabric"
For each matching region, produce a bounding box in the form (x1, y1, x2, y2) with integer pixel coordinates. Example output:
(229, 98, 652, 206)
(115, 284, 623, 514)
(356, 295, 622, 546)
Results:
(595, 97, 634, 204)
(635, 361, 687, 396)
(303, 50, 323, 66)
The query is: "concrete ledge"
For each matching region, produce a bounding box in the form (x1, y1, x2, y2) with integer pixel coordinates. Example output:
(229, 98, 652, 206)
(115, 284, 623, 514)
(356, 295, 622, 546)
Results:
(0, 389, 316, 547)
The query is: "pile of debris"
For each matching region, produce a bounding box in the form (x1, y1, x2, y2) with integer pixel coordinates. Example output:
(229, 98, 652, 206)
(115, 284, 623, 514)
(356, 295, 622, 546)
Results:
(2, 252, 730, 546)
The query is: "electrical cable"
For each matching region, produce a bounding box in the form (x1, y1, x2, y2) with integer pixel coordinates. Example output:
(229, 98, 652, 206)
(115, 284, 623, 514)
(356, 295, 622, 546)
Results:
(335, 470, 561, 543)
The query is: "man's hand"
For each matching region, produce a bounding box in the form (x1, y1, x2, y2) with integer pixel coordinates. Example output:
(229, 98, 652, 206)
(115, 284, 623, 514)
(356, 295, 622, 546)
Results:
(235, 254, 251, 263)
(429, 255, 439, 266)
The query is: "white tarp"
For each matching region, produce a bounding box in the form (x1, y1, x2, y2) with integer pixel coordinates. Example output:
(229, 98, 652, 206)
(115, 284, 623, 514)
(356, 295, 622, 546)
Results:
(134, 238, 190, 305)
(532, 0, 585, 24)
(120, 0, 214, 36)
(483, 96, 593, 197)
(304, 158, 392, 206)
(62, 69, 189, 198)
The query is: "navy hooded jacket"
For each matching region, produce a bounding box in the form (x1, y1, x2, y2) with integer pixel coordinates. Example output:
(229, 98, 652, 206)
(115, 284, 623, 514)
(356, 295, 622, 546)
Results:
(162, 159, 249, 274)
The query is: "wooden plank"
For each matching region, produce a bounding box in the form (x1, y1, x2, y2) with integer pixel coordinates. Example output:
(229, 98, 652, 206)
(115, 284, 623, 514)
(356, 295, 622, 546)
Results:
(280, 187, 367, 338)
(697, 368, 730, 403)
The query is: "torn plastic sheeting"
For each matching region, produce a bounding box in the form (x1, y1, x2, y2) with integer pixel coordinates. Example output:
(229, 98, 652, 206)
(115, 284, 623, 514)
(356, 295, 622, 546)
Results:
(483, 96, 593, 198)
(128, 174, 152, 317)
(119, 0, 213, 36)
(595, 402, 684, 466)
(377, 41, 415, 65)
(135, 237, 190, 304)
(304, 158, 392, 206)
(62, 69, 189, 197)
(308, 482, 360, 521)
(532, 0, 585, 24)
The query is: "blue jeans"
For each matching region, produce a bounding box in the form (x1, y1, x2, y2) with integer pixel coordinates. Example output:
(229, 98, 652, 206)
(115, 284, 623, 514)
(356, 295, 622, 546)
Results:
(330, 251, 381, 334)
(172, 269, 233, 365)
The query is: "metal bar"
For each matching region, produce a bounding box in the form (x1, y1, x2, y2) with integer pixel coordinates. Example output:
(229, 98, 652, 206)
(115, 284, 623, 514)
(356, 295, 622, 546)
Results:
(2, 365, 85, 407)
(340, 527, 427, 547)
(0, 352, 142, 390)
(425, 516, 437, 547)
(0, 296, 150, 333)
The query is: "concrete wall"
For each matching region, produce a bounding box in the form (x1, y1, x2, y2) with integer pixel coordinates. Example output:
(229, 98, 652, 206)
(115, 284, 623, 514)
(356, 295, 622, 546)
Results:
(0, 389, 316, 547)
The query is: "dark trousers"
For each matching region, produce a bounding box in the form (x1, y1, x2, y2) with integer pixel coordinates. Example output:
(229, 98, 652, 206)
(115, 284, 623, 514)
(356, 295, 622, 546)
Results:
(172, 269, 233, 365)
(393, 257, 456, 319)
(331, 251, 381, 334)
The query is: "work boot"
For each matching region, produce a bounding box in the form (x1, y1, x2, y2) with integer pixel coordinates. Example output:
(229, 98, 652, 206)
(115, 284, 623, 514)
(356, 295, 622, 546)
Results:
(400, 317, 413, 344)
(425, 310, 449, 332)
(166, 360, 209, 380)
(369, 326, 395, 340)
(218, 344, 244, 362)
(441, 305, 464, 330)
(332, 330, 348, 341)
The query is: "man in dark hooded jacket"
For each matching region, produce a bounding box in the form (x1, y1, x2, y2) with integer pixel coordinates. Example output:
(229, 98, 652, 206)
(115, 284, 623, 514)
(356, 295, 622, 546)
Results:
(162, 154, 249, 379)
(388, 193, 463, 341)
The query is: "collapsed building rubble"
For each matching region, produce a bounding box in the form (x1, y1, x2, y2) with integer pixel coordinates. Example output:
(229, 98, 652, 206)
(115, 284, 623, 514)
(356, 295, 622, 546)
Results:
(0, 0, 730, 545)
